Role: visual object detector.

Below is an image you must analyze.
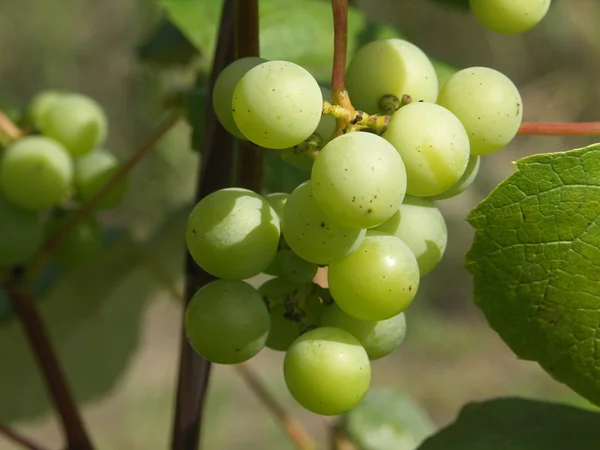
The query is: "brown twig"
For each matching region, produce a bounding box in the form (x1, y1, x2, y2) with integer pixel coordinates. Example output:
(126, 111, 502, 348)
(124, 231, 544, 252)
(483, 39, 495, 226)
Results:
(4, 285, 92, 450)
(330, 422, 356, 450)
(0, 111, 25, 142)
(170, 2, 237, 449)
(234, 364, 318, 450)
(518, 121, 600, 136)
(234, 0, 264, 191)
(24, 110, 181, 283)
(0, 423, 51, 450)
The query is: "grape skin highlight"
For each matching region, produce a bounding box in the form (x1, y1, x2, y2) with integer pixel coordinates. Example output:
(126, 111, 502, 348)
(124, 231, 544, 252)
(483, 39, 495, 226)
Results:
(345, 38, 439, 114)
(373, 196, 447, 277)
(232, 60, 323, 149)
(470, 0, 551, 35)
(185, 280, 270, 365)
(0, 136, 73, 211)
(320, 304, 407, 361)
(328, 233, 420, 321)
(0, 195, 45, 267)
(281, 181, 365, 265)
(213, 57, 267, 139)
(311, 132, 407, 229)
(284, 327, 371, 415)
(437, 67, 523, 156)
(383, 102, 470, 197)
(186, 188, 281, 280)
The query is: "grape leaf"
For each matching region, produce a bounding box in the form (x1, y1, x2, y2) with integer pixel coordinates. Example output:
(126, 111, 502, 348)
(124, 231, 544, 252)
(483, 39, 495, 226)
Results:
(418, 397, 600, 449)
(0, 213, 187, 422)
(138, 19, 199, 66)
(466, 144, 600, 406)
(341, 388, 434, 450)
(157, 0, 402, 82)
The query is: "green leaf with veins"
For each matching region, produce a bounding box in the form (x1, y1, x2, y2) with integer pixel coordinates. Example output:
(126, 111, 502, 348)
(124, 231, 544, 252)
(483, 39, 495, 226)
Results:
(466, 144, 600, 406)
(418, 397, 600, 449)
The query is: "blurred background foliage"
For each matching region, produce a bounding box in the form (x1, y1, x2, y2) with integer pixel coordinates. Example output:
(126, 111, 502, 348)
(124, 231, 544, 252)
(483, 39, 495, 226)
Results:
(0, 0, 599, 448)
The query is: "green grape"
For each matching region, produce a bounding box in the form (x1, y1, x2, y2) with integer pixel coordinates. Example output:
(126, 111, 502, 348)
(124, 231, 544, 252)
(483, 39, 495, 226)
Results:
(0, 136, 72, 210)
(284, 327, 371, 415)
(41, 93, 108, 157)
(265, 192, 288, 218)
(430, 155, 481, 200)
(470, 0, 551, 35)
(345, 38, 438, 114)
(320, 304, 407, 360)
(382, 102, 470, 197)
(258, 276, 299, 308)
(314, 86, 336, 144)
(282, 251, 318, 284)
(328, 233, 419, 321)
(264, 249, 287, 277)
(185, 280, 270, 364)
(305, 293, 326, 326)
(281, 181, 365, 265)
(29, 90, 64, 130)
(0, 195, 45, 267)
(311, 132, 407, 229)
(232, 60, 323, 149)
(437, 67, 523, 156)
(266, 306, 300, 351)
(74, 148, 128, 209)
(279, 147, 314, 171)
(186, 188, 280, 280)
(373, 196, 447, 277)
(46, 213, 103, 270)
(213, 57, 267, 139)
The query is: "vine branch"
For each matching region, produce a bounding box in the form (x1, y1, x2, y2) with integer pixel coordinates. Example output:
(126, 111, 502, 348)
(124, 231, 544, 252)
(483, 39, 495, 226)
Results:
(234, 364, 318, 450)
(330, 422, 356, 450)
(0, 423, 51, 450)
(235, 0, 264, 191)
(330, 0, 351, 111)
(3, 285, 92, 450)
(170, 1, 237, 449)
(0, 111, 25, 143)
(518, 121, 600, 136)
(24, 110, 181, 283)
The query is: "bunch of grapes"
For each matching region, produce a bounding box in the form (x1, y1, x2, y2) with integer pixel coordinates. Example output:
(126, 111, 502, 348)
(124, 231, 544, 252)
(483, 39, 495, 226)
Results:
(0, 91, 127, 271)
(184, 2, 539, 415)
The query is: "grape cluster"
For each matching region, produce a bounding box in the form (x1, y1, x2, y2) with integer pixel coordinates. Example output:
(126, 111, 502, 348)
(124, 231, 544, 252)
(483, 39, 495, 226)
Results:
(185, 35, 524, 416)
(0, 91, 127, 270)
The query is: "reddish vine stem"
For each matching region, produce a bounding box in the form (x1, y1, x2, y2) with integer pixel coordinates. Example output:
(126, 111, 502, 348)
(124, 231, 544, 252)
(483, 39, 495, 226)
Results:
(519, 122, 600, 136)
(24, 110, 181, 284)
(0, 423, 51, 450)
(170, 1, 237, 449)
(330, 0, 351, 110)
(234, 364, 317, 450)
(4, 286, 92, 450)
(234, 0, 264, 191)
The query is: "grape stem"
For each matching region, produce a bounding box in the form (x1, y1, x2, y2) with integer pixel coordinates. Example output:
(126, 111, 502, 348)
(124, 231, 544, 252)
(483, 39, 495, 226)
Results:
(22, 110, 181, 284)
(234, 364, 318, 450)
(0, 423, 52, 450)
(322, 101, 389, 135)
(3, 284, 93, 450)
(330, 0, 353, 136)
(0, 111, 25, 143)
(234, 0, 265, 190)
(519, 122, 600, 136)
(330, 422, 356, 450)
(170, 1, 237, 449)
